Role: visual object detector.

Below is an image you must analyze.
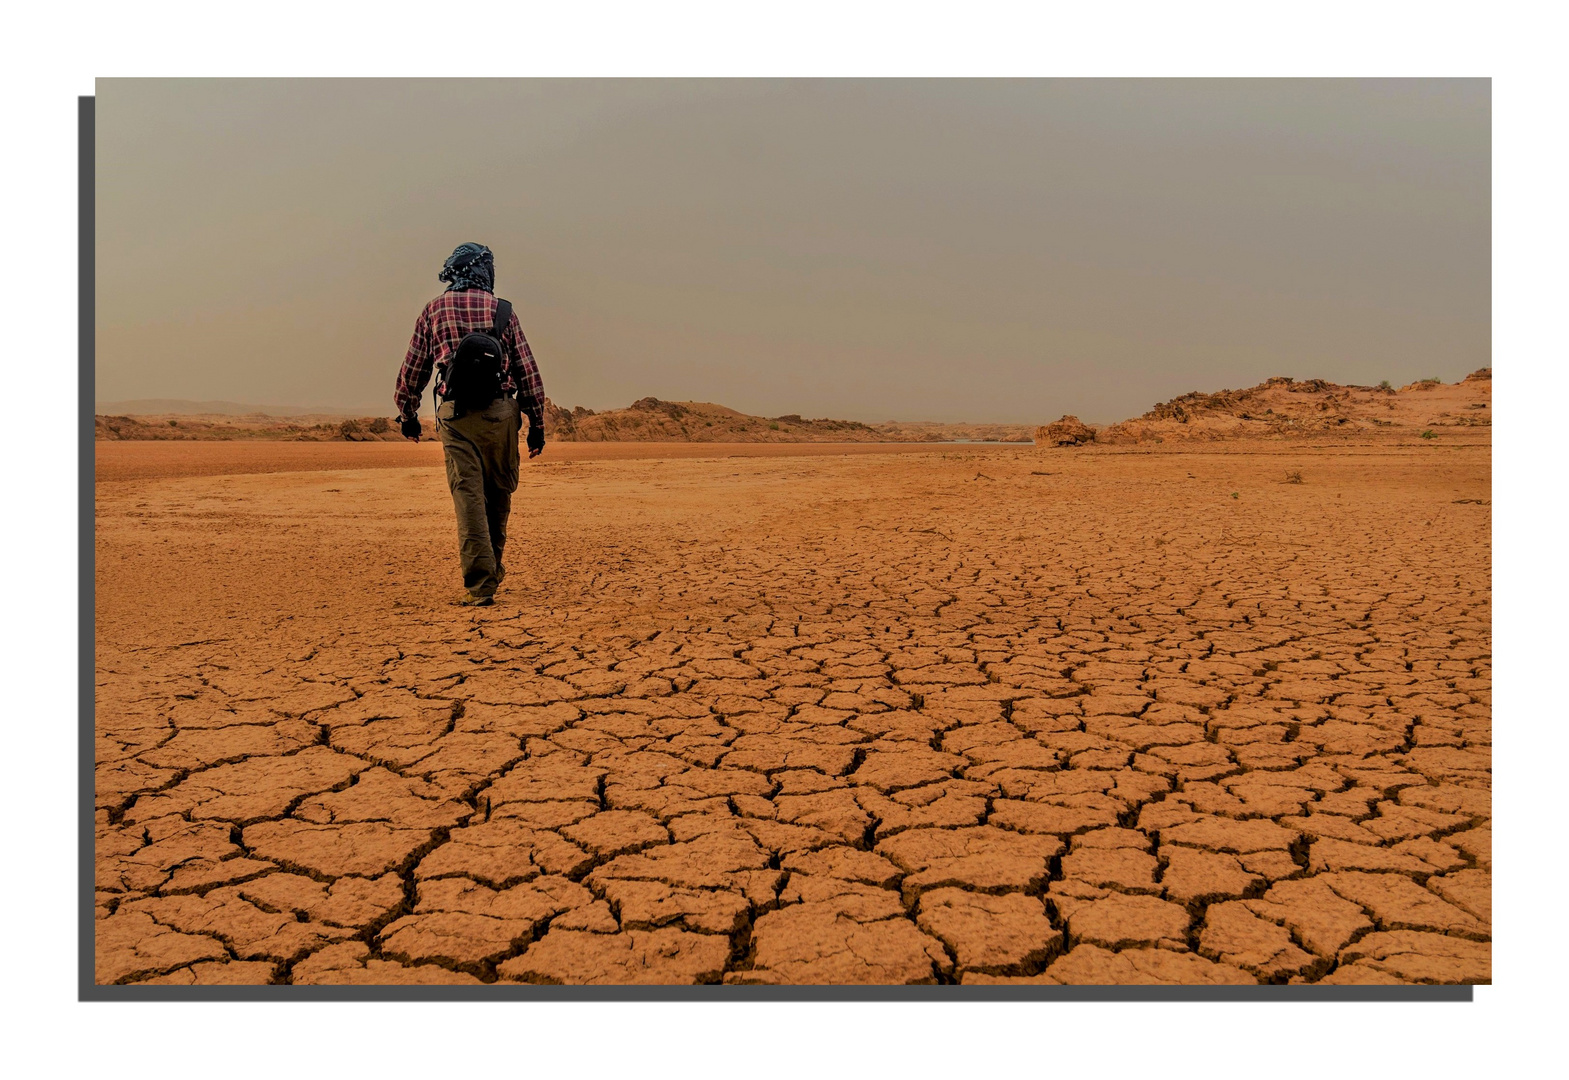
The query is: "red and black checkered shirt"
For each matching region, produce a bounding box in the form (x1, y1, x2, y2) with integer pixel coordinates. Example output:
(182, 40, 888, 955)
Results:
(394, 288, 545, 429)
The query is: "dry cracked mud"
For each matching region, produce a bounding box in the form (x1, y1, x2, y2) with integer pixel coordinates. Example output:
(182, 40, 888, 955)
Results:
(94, 438, 1491, 986)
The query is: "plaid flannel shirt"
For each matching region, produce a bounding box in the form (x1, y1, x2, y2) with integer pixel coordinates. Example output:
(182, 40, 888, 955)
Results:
(394, 288, 544, 430)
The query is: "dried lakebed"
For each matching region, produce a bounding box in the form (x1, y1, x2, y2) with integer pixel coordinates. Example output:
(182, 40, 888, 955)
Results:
(94, 440, 1491, 985)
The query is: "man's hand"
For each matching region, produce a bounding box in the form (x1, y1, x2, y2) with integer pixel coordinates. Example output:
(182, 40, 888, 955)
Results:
(527, 422, 545, 458)
(400, 415, 423, 442)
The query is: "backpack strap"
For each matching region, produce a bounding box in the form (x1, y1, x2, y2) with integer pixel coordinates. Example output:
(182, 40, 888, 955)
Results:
(490, 299, 514, 399)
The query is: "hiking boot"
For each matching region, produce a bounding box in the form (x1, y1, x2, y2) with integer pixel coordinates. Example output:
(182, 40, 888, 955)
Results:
(456, 593, 494, 607)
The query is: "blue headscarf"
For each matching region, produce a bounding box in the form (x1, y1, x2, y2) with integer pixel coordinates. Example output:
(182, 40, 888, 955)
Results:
(438, 242, 495, 292)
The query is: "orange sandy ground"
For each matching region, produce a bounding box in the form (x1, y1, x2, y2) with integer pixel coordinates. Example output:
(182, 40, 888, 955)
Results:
(94, 438, 1490, 986)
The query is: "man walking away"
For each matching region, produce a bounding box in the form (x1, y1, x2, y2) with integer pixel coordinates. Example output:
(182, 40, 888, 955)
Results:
(394, 243, 546, 606)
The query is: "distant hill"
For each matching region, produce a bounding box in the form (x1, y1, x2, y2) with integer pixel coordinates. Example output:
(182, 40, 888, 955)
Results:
(94, 396, 1038, 444)
(1035, 369, 1492, 446)
(542, 398, 1034, 444)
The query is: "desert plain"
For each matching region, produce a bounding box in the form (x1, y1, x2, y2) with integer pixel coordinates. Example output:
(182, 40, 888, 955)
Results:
(94, 390, 1492, 987)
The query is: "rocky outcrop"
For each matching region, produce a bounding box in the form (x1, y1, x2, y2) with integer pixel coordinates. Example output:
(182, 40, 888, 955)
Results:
(1034, 415, 1097, 446)
(1094, 372, 1491, 445)
(338, 417, 398, 442)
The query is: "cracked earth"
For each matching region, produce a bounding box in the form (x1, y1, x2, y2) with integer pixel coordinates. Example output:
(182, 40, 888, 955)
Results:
(94, 439, 1491, 986)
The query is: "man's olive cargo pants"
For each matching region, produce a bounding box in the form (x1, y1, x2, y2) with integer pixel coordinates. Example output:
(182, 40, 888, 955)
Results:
(437, 396, 521, 598)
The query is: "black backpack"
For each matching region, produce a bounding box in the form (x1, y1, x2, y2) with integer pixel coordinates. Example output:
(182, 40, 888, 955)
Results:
(439, 298, 513, 413)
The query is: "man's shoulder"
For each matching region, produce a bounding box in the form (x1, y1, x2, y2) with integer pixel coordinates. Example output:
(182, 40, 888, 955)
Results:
(425, 289, 496, 313)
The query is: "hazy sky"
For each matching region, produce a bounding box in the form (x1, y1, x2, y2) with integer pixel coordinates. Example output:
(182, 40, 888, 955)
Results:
(96, 79, 1489, 423)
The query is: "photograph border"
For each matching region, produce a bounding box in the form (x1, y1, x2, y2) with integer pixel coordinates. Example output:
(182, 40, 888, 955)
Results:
(76, 86, 1474, 1003)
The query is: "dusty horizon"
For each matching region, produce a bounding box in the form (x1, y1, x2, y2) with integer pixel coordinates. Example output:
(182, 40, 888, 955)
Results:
(97, 79, 1489, 425)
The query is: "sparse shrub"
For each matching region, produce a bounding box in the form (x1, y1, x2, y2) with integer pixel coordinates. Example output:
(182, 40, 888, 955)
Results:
(167, 419, 178, 426)
(367, 416, 390, 435)
(1378, 380, 1391, 391)
(1420, 429, 1436, 439)
(1421, 377, 1441, 384)
(769, 422, 780, 430)
(1230, 491, 1239, 499)
(1285, 471, 1303, 484)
